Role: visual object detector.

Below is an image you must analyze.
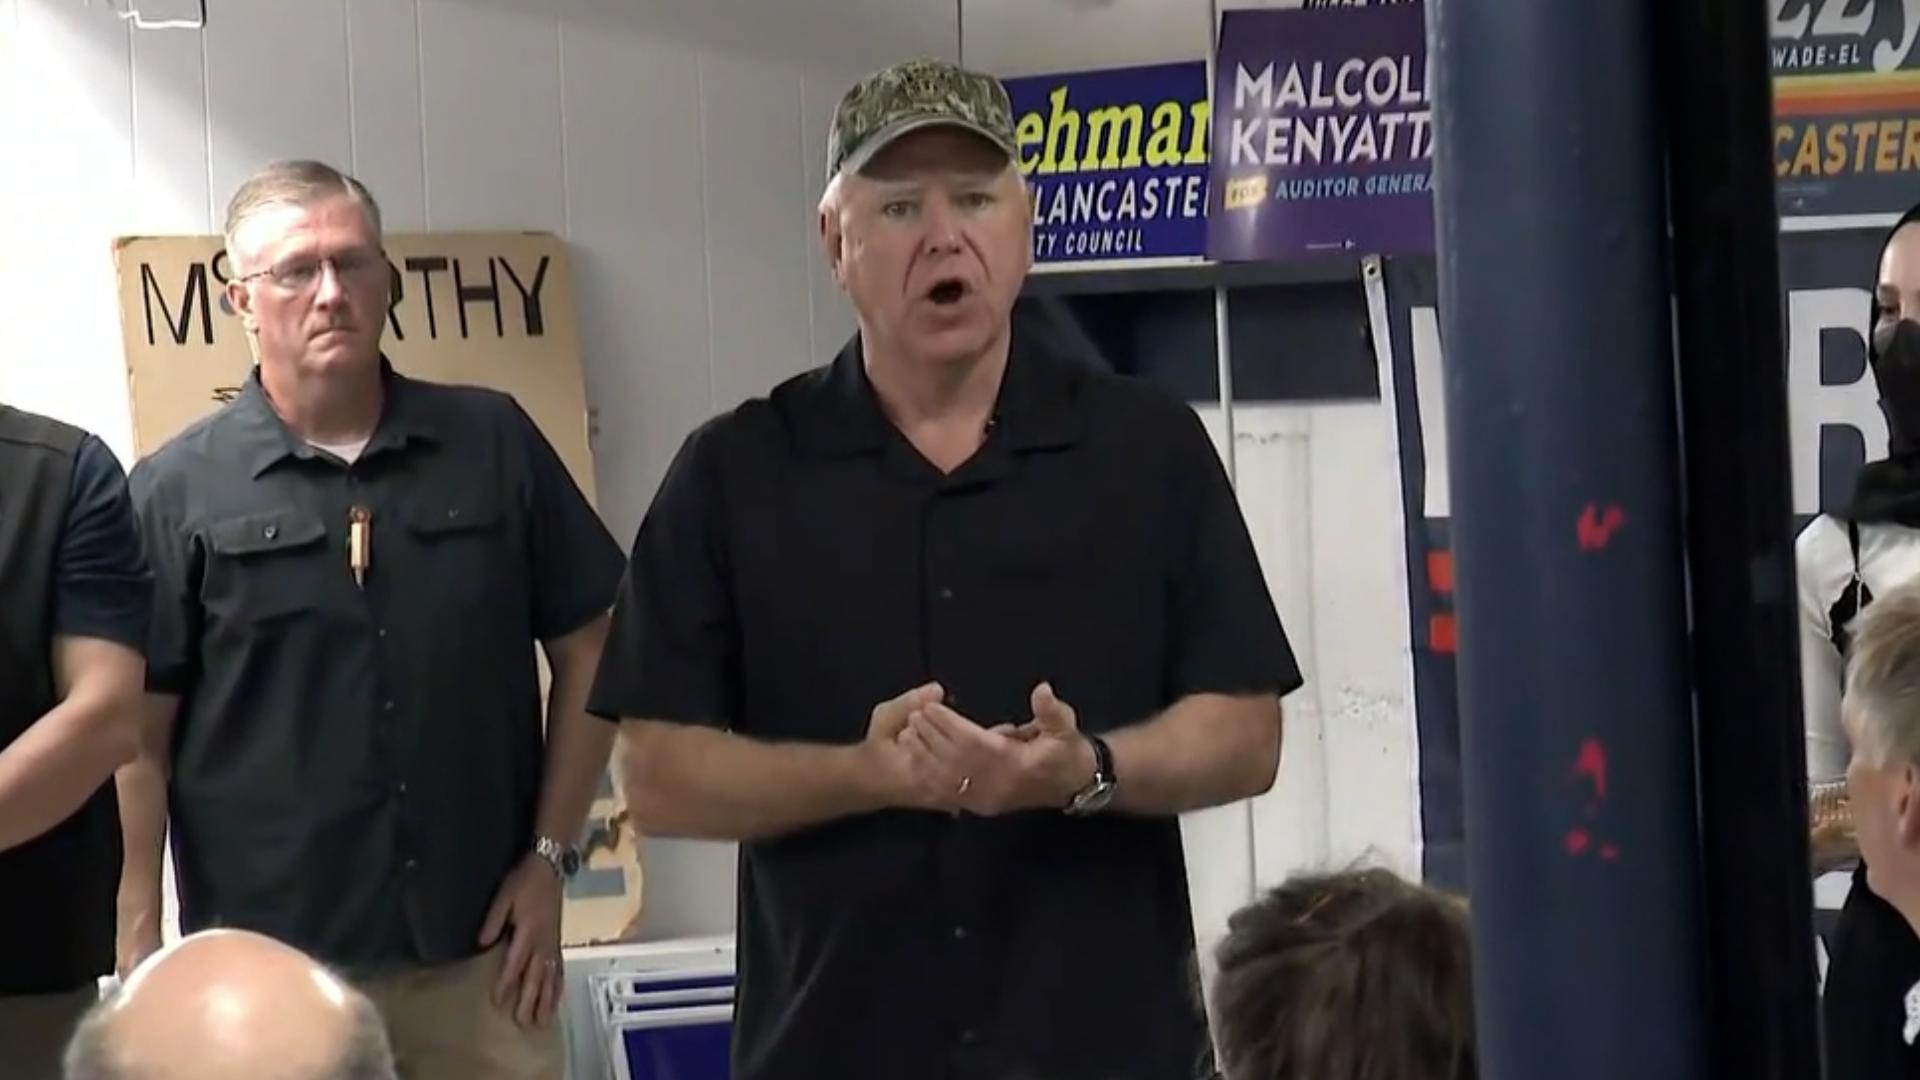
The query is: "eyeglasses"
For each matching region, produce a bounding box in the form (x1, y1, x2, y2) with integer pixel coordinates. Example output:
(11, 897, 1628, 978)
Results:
(235, 249, 388, 294)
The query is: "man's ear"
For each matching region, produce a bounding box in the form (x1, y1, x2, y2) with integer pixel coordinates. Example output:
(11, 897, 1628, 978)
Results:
(819, 208, 847, 289)
(1897, 762, 1920, 849)
(227, 280, 259, 334)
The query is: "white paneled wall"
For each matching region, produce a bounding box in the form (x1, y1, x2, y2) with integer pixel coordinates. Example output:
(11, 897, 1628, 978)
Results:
(3, 0, 1419, 954)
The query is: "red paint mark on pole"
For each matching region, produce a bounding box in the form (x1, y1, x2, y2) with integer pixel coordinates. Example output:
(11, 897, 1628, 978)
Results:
(1427, 550, 1454, 593)
(1430, 613, 1457, 654)
(1577, 503, 1628, 550)
(1572, 738, 1609, 802)
(1566, 829, 1592, 855)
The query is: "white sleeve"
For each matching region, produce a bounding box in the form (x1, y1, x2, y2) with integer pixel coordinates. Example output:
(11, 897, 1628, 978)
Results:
(1797, 516, 1850, 784)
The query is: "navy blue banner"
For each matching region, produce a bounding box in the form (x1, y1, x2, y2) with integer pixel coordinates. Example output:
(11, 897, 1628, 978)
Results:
(1004, 62, 1211, 264)
(1379, 256, 1465, 889)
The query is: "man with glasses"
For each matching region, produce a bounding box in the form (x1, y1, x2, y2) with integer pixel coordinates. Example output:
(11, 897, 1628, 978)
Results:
(117, 160, 624, 1080)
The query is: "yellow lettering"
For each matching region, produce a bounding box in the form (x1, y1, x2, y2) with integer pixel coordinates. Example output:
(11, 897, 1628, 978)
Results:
(1146, 102, 1186, 166)
(1184, 100, 1212, 165)
(1016, 112, 1045, 173)
(1853, 120, 1877, 172)
(1904, 120, 1920, 172)
(1042, 87, 1082, 175)
(1776, 124, 1792, 177)
(1826, 123, 1849, 175)
(1878, 119, 1903, 172)
(1793, 124, 1821, 176)
(1083, 104, 1146, 170)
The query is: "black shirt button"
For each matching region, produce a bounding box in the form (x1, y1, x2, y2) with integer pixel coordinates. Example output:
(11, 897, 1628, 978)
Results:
(952, 925, 968, 941)
(960, 1029, 978, 1045)
(403, 858, 418, 871)
(383, 700, 396, 712)
(377, 627, 387, 639)
(937, 586, 953, 601)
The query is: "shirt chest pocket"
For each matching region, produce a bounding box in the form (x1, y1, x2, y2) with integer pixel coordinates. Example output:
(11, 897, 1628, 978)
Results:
(400, 493, 511, 610)
(203, 510, 331, 626)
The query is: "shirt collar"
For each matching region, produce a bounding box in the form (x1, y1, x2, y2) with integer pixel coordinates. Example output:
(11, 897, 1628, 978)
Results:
(791, 320, 1088, 459)
(234, 357, 440, 478)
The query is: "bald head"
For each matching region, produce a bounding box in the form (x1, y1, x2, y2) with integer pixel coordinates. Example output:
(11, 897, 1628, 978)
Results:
(64, 930, 395, 1080)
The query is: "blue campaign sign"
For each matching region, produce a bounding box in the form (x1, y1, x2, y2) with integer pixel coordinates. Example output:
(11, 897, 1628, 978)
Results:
(1208, 3, 1434, 261)
(1003, 61, 1212, 265)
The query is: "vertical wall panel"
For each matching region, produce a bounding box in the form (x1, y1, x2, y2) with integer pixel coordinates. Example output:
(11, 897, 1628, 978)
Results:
(418, 0, 565, 231)
(345, 0, 427, 228)
(1231, 409, 1333, 886)
(699, 53, 814, 411)
(558, 19, 711, 542)
(5, 1, 136, 458)
(1306, 406, 1417, 877)
(128, 10, 210, 232)
(202, 0, 352, 210)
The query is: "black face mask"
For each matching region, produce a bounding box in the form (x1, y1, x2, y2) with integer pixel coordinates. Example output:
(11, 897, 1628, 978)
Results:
(1874, 318, 1920, 455)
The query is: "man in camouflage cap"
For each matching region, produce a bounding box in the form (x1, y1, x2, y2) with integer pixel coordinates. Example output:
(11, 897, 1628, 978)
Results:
(590, 56, 1297, 1080)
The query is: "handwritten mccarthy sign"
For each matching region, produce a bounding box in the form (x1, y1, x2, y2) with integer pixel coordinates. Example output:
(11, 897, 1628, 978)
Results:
(110, 231, 646, 947)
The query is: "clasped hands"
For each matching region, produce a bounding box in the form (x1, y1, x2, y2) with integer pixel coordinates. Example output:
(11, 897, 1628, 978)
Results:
(864, 681, 1097, 816)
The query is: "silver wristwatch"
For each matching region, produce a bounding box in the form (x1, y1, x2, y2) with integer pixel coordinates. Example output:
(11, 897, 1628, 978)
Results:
(533, 835, 581, 879)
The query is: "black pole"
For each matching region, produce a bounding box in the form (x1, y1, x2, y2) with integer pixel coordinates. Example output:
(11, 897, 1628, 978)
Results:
(1427, 1, 1712, 1077)
(1657, 0, 1821, 1073)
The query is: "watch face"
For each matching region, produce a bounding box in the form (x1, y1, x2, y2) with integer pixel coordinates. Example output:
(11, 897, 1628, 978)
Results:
(1071, 780, 1115, 815)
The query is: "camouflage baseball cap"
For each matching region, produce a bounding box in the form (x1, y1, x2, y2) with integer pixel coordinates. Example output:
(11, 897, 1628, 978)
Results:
(826, 58, 1018, 178)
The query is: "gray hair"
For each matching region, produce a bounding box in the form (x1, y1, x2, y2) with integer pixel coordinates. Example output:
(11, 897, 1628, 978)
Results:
(223, 160, 384, 271)
(1844, 579, 1920, 769)
(63, 977, 399, 1080)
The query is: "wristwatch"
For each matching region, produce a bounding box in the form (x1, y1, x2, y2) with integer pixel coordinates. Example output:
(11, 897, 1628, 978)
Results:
(1065, 733, 1116, 816)
(533, 835, 581, 880)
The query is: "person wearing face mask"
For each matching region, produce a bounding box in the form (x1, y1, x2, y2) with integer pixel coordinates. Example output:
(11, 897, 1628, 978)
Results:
(1796, 202, 1920, 1079)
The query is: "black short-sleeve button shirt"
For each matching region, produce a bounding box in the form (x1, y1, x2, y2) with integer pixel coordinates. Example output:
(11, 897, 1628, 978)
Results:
(590, 333, 1302, 1080)
(132, 365, 623, 970)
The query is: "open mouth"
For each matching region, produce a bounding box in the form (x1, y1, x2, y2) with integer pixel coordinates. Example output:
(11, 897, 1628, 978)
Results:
(926, 279, 969, 306)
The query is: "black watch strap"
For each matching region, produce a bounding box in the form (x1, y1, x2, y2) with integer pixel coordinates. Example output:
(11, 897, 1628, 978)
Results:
(1067, 733, 1117, 816)
(1087, 732, 1115, 784)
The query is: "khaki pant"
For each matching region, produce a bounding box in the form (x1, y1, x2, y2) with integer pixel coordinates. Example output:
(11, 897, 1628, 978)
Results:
(0, 987, 98, 1080)
(360, 946, 566, 1080)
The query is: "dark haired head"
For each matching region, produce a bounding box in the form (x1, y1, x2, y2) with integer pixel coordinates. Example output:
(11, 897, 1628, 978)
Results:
(1212, 868, 1476, 1080)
